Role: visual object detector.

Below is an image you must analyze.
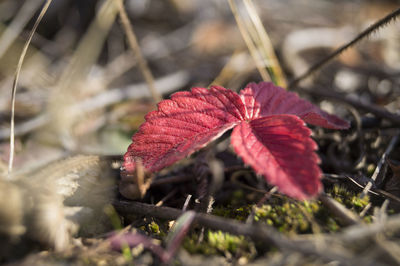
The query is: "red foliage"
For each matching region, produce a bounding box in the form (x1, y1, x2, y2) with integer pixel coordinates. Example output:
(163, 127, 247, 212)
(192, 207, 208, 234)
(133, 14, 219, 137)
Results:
(123, 82, 350, 199)
(231, 115, 321, 200)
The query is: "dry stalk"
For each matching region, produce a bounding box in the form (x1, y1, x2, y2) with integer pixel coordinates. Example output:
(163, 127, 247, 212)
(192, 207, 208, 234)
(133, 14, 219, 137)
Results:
(115, 0, 162, 102)
(227, 0, 270, 82)
(242, 0, 286, 87)
(228, 0, 286, 87)
(289, 7, 400, 88)
(7, 0, 53, 178)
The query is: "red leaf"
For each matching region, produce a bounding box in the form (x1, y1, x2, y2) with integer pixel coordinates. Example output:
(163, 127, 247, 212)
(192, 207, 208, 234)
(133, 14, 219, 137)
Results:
(123, 87, 245, 173)
(240, 82, 350, 129)
(123, 82, 350, 200)
(231, 115, 322, 199)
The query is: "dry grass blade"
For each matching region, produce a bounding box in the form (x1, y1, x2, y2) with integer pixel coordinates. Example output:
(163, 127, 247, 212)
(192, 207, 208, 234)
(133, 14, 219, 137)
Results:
(7, 0, 53, 179)
(227, 0, 270, 82)
(115, 0, 162, 102)
(228, 0, 286, 87)
(289, 7, 400, 88)
(242, 0, 287, 87)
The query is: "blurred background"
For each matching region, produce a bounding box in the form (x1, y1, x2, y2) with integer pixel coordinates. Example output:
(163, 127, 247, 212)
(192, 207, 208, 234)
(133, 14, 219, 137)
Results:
(0, 0, 399, 175)
(0, 0, 400, 264)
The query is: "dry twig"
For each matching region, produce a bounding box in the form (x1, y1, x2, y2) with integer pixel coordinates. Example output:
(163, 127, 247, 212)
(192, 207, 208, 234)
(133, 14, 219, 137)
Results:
(115, 0, 162, 102)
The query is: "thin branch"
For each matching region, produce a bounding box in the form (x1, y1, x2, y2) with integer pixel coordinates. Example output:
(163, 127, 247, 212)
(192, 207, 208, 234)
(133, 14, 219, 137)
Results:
(7, 0, 53, 178)
(289, 7, 400, 89)
(116, 0, 162, 102)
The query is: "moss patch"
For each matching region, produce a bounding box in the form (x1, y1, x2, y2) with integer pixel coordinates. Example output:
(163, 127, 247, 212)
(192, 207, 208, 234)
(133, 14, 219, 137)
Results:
(183, 230, 256, 260)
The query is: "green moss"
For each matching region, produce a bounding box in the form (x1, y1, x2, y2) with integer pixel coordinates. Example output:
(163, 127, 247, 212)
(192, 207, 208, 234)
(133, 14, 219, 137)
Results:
(184, 234, 217, 255)
(148, 221, 160, 235)
(253, 200, 313, 234)
(367, 164, 376, 175)
(141, 220, 167, 238)
(212, 205, 251, 221)
(184, 185, 374, 256)
(207, 231, 246, 253)
(183, 230, 255, 260)
(326, 185, 373, 225)
(328, 185, 370, 213)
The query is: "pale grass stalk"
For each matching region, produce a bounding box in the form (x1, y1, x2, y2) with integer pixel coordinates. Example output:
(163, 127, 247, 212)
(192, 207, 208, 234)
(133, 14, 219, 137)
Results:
(227, 0, 270, 82)
(8, 0, 53, 178)
(115, 0, 162, 102)
(243, 0, 287, 87)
